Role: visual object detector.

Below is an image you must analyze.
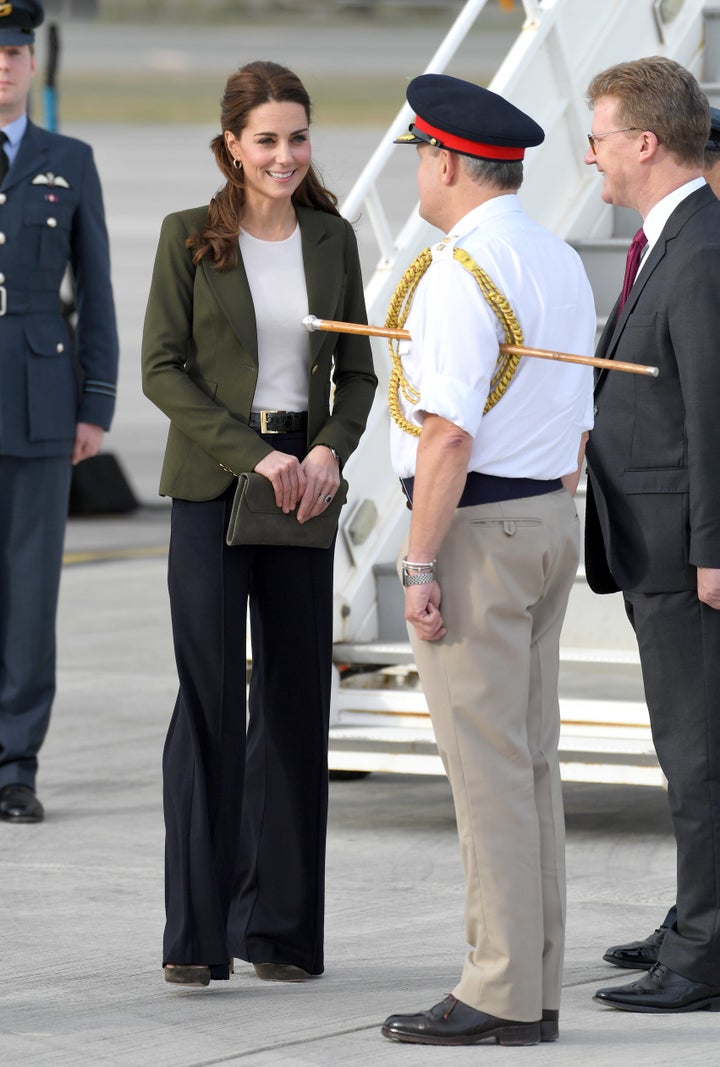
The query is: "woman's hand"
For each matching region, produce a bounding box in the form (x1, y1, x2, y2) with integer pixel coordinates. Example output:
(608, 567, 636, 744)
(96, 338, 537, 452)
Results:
(296, 445, 341, 524)
(253, 450, 307, 513)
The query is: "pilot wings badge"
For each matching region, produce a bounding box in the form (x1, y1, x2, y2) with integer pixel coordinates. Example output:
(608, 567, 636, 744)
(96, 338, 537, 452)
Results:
(31, 172, 71, 189)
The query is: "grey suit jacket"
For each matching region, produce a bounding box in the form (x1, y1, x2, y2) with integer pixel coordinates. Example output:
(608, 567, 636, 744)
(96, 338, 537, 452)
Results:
(585, 184, 720, 594)
(141, 204, 377, 501)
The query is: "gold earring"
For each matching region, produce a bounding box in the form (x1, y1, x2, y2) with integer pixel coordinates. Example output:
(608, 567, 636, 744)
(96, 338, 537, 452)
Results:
(232, 158, 242, 171)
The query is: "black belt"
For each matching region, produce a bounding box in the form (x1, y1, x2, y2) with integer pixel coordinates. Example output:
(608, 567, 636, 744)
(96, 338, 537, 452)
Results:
(249, 410, 307, 434)
(401, 471, 563, 509)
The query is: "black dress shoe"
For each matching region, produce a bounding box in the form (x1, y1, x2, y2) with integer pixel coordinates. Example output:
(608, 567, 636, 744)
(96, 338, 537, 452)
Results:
(603, 925, 667, 970)
(381, 995, 541, 1046)
(0, 784, 44, 823)
(594, 962, 720, 1012)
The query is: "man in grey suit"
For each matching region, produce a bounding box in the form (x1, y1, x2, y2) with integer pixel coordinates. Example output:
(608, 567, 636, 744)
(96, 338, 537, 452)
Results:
(0, 1, 118, 822)
(601, 104, 720, 978)
(584, 56, 720, 1013)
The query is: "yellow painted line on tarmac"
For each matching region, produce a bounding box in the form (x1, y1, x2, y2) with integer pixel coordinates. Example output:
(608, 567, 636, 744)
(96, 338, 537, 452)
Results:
(63, 545, 168, 566)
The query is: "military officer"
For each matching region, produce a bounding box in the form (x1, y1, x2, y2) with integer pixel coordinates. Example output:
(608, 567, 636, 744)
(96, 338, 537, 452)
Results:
(0, 0, 118, 822)
(380, 74, 595, 1046)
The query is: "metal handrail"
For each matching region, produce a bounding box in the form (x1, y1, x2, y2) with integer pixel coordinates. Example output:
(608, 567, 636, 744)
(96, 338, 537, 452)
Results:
(340, 0, 494, 226)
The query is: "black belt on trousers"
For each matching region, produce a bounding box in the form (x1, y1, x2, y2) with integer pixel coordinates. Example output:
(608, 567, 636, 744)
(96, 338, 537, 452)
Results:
(401, 471, 563, 508)
(248, 410, 308, 434)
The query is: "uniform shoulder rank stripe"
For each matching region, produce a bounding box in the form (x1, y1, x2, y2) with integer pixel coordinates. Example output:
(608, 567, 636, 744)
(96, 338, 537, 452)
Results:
(32, 172, 71, 189)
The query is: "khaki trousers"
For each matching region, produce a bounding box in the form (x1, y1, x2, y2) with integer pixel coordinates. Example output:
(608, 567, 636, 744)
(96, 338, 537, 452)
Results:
(407, 489, 579, 1021)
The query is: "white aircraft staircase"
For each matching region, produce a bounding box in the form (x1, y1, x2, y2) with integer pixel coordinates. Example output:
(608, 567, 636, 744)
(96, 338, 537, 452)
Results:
(327, 0, 720, 786)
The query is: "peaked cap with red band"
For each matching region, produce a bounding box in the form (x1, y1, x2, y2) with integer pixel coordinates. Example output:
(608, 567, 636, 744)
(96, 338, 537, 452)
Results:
(394, 74, 544, 161)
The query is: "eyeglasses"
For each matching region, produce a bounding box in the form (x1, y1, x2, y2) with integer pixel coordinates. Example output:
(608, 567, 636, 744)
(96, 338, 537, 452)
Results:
(587, 128, 642, 154)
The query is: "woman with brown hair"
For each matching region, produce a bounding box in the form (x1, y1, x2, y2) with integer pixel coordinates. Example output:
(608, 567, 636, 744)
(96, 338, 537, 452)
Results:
(142, 60, 376, 988)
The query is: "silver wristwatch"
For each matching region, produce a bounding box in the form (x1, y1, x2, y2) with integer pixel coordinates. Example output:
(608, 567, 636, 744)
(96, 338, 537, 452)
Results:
(402, 570, 436, 587)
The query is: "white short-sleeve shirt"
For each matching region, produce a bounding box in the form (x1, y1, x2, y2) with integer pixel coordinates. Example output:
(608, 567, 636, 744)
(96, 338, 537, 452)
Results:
(390, 195, 596, 479)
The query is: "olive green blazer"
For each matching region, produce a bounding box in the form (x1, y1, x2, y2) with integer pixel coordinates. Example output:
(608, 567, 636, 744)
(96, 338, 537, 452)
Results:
(141, 204, 377, 500)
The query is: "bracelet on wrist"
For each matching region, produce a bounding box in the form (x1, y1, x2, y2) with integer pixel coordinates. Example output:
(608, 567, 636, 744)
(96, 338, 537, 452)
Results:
(402, 556, 436, 572)
(401, 556, 437, 587)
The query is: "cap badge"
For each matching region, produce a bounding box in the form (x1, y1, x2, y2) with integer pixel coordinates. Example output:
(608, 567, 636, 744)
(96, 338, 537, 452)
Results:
(0, 5, 14, 18)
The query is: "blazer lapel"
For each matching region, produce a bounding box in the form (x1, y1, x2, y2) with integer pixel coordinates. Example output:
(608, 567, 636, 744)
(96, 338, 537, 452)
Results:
(298, 206, 344, 364)
(201, 254, 258, 360)
(595, 185, 714, 393)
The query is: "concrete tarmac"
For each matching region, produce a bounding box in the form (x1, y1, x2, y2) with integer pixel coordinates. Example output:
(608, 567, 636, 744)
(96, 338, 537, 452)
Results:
(2, 15, 719, 1066)
(4, 543, 716, 1066)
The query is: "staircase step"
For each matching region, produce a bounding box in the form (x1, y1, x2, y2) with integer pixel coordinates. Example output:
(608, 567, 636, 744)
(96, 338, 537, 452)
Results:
(334, 641, 640, 669)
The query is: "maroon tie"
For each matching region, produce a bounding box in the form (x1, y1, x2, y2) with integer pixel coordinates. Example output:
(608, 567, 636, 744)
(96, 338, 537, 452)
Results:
(619, 227, 647, 310)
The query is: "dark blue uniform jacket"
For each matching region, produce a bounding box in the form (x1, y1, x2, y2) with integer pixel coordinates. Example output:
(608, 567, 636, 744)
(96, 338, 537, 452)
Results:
(0, 119, 118, 457)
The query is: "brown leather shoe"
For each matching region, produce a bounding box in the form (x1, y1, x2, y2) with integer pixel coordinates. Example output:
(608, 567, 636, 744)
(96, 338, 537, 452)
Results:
(164, 965, 211, 987)
(0, 784, 44, 823)
(252, 963, 310, 982)
(381, 995, 541, 1046)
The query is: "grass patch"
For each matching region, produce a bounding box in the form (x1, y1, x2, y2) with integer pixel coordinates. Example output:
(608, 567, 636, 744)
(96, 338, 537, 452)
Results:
(38, 72, 407, 125)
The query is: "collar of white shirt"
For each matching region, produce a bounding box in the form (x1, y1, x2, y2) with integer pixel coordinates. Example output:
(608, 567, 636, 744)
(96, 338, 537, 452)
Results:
(641, 176, 707, 264)
(444, 193, 524, 245)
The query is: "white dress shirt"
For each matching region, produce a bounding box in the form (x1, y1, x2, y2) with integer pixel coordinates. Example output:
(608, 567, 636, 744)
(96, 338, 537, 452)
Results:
(390, 195, 596, 479)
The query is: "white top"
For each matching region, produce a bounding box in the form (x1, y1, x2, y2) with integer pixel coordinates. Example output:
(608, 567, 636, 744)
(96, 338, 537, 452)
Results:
(390, 195, 596, 479)
(239, 224, 309, 413)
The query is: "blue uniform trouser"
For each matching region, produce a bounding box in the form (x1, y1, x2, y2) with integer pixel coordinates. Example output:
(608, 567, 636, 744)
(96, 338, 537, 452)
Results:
(0, 455, 72, 789)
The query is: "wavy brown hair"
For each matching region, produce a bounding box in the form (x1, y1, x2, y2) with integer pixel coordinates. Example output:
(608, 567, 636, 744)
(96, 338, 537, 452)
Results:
(187, 60, 340, 271)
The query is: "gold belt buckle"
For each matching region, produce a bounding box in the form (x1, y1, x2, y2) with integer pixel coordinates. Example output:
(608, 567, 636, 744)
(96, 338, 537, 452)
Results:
(260, 410, 279, 433)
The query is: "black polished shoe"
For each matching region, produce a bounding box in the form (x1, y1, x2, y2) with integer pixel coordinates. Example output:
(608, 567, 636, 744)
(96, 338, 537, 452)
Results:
(381, 995, 541, 1046)
(594, 962, 720, 1013)
(0, 784, 44, 823)
(603, 925, 667, 970)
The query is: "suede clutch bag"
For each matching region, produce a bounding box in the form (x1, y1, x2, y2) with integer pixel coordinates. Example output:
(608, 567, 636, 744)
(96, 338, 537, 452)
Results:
(226, 472, 348, 549)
